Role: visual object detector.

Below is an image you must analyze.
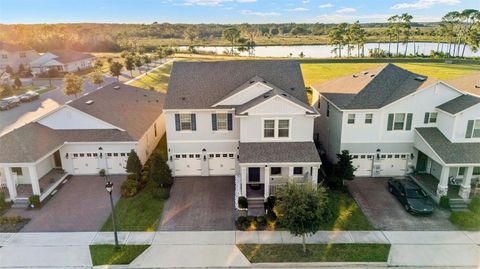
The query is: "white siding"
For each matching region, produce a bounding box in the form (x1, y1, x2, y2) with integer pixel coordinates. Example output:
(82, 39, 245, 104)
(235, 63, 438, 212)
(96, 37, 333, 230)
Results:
(36, 156, 54, 179)
(137, 113, 165, 164)
(436, 110, 455, 141)
(246, 96, 311, 115)
(216, 82, 271, 106)
(316, 96, 343, 162)
(240, 114, 313, 142)
(450, 103, 480, 143)
(38, 106, 115, 130)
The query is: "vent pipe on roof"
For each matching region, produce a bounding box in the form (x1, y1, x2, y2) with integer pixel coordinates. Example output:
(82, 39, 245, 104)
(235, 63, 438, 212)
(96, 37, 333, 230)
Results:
(113, 85, 120, 90)
(85, 100, 94, 105)
(414, 76, 426, 82)
(475, 85, 480, 88)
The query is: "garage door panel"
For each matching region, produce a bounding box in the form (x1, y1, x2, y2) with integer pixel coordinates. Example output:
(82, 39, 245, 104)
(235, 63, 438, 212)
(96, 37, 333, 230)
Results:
(174, 153, 201, 176)
(352, 154, 373, 177)
(72, 153, 99, 175)
(209, 153, 236, 176)
(378, 154, 408, 176)
(106, 154, 127, 174)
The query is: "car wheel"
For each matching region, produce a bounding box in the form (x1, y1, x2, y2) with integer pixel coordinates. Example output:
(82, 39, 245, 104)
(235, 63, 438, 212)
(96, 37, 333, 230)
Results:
(404, 204, 410, 211)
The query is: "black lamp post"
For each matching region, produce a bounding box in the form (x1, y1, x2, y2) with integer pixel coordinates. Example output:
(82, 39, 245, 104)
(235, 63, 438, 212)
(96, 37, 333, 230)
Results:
(105, 181, 119, 248)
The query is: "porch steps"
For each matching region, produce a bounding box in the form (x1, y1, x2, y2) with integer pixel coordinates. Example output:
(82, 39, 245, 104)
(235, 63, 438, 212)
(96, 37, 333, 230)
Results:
(450, 199, 469, 212)
(11, 198, 29, 208)
(248, 199, 265, 216)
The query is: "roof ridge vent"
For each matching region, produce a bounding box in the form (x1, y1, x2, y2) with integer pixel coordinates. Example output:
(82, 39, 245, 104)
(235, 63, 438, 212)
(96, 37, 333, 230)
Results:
(414, 76, 426, 82)
(113, 85, 120, 90)
(262, 80, 267, 83)
(85, 100, 94, 105)
(370, 74, 375, 77)
(249, 81, 255, 84)
(263, 94, 270, 98)
(363, 71, 369, 75)
(475, 85, 480, 88)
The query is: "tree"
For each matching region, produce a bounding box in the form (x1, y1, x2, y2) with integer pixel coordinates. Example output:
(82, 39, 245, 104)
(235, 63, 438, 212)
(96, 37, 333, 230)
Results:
(400, 13, 413, 56)
(222, 27, 241, 55)
(94, 59, 104, 70)
(149, 153, 173, 187)
(441, 11, 460, 56)
(327, 23, 348, 57)
(126, 149, 142, 181)
(125, 55, 135, 77)
(109, 61, 123, 80)
(276, 182, 328, 253)
(388, 15, 403, 56)
(90, 71, 104, 87)
(183, 26, 200, 52)
(63, 73, 84, 97)
(13, 77, 21, 89)
(348, 21, 366, 57)
(18, 64, 25, 75)
(134, 56, 143, 73)
(335, 150, 356, 183)
(5, 65, 13, 75)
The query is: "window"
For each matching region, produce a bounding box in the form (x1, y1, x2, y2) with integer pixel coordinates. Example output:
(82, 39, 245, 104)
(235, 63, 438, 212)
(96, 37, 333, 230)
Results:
(120, 153, 126, 157)
(347, 114, 355, 124)
(229, 154, 234, 158)
(458, 167, 466, 176)
(107, 153, 112, 157)
(11, 167, 22, 176)
(317, 100, 321, 109)
(271, 167, 281, 175)
(79, 153, 85, 157)
(394, 113, 405, 130)
(209, 154, 214, 158)
(189, 154, 194, 158)
(216, 113, 228, 130)
(387, 113, 412, 131)
(73, 153, 78, 158)
(154, 123, 157, 137)
(1, 54, 7, 59)
(86, 153, 92, 157)
(113, 153, 118, 157)
(326, 102, 330, 117)
(215, 154, 220, 157)
(293, 167, 303, 175)
(181, 154, 187, 158)
(473, 120, 480, 138)
(263, 120, 275, 138)
(223, 154, 228, 157)
(180, 114, 192, 131)
(424, 112, 437, 123)
(278, 120, 290, 138)
(195, 154, 200, 158)
(365, 113, 373, 124)
(20, 52, 26, 58)
(474, 167, 480, 175)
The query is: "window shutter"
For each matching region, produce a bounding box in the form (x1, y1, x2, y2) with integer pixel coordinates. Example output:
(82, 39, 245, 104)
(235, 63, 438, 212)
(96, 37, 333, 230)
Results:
(387, 114, 394, 131)
(466, 120, 474, 138)
(191, 114, 196, 131)
(175, 114, 180, 131)
(227, 113, 233, 130)
(212, 113, 217, 131)
(406, 113, 413, 130)
(424, 112, 429, 124)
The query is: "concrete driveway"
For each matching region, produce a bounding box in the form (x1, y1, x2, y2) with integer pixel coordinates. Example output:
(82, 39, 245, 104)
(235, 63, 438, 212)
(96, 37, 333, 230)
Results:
(6, 175, 125, 232)
(347, 178, 457, 231)
(159, 176, 235, 231)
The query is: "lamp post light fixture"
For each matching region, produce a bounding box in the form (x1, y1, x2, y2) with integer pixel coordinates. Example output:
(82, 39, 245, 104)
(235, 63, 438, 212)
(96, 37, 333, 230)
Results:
(105, 181, 119, 248)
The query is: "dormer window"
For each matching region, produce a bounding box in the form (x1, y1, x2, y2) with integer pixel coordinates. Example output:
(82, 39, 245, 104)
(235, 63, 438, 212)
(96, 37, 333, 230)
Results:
(424, 112, 437, 124)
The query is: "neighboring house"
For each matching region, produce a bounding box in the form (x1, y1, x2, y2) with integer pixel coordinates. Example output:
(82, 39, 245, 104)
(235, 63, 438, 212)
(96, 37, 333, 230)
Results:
(0, 41, 39, 72)
(311, 64, 480, 201)
(30, 49, 94, 74)
(0, 83, 165, 203)
(164, 60, 321, 202)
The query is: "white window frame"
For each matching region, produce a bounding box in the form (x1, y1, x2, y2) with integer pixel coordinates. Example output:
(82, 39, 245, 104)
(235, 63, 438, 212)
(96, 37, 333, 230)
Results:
(179, 114, 192, 131)
(278, 119, 290, 138)
(426, 112, 437, 123)
(393, 113, 406, 130)
(216, 113, 228, 131)
(365, 113, 373, 124)
(473, 119, 480, 138)
(347, 114, 355, 124)
(263, 119, 275, 138)
(262, 118, 291, 140)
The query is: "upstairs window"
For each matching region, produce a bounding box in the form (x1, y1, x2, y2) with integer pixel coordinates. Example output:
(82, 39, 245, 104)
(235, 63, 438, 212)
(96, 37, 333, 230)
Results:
(466, 119, 480, 138)
(424, 112, 437, 124)
(347, 114, 355, 124)
(263, 119, 290, 139)
(387, 113, 413, 131)
(365, 113, 373, 124)
(212, 113, 232, 131)
(278, 120, 290, 138)
(263, 120, 275, 138)
(1, 54, 7, 59)
(216, 113, 228, 130)
(175, 113, 196, 131)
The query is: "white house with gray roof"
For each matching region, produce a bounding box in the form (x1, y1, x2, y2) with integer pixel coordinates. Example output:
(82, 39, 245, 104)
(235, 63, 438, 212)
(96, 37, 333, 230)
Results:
(311, 64, 480, 201)
(164, 60, 321, 203)
(0, 83, 165, 205)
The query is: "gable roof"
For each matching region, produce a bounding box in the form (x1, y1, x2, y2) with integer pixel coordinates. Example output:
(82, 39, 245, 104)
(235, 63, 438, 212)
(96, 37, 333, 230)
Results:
(68, 82, 165, 140)
(313, 64, 437, 110)
(165, 60, 308, 109)
(436, 94, 480, 115)
(446, 73, 480, 97)
(239, 142, 321, 163)
(49, 49, 94, 64)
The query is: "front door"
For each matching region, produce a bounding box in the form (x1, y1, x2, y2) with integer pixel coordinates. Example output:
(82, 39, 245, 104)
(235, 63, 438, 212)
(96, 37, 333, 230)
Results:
(416, 151, 428, 173)
(53, 150, 62, 168)
(248, 167, 260, 182)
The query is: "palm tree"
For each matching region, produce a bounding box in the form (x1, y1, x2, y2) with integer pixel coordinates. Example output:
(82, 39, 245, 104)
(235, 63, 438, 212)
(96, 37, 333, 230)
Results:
(441, 11, 460, 57)
(328, 23, 348, 58)
(401, 13, 413, 56)
(388, 15, 402, 56)
(459, 9, 479, 57)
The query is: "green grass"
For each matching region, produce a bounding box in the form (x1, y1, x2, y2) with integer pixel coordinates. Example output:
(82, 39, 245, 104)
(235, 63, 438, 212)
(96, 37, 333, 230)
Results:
(128, 60, 174, 92)
(238, 244, 390, 263)
(89, 244, 149, 265)
(449, 196, 480, 230)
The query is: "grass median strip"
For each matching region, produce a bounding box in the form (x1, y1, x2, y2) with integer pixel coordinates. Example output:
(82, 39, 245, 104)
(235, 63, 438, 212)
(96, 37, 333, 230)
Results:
(237, 244, 390, 263)
(89, 244, 149, 265)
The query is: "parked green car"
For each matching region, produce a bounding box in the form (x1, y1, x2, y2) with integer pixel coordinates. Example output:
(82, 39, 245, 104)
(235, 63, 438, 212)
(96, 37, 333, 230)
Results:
(388, 177, 435, 215)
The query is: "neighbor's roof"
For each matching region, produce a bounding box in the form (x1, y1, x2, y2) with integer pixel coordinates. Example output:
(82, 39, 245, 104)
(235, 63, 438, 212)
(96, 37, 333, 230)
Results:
(313, 64, 437, 109)
(446, 73, 480, 97)
(68, 82, 165, 140)
(165, 60, 308, 109)
(416, 127, 480, 165)
(436, 94, 480, 114)
(0, 42, 30, 52)
(239, 142, 321, 163)
(49, 49, 94, 64)
(0, 122, 133, 163)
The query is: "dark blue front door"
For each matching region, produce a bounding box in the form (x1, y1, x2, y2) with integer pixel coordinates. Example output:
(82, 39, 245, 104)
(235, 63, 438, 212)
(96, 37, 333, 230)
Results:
(248, 167, 260, 182)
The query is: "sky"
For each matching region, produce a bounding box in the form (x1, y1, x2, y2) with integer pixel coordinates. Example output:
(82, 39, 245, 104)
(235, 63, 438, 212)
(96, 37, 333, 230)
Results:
(0, 0, 479, 24)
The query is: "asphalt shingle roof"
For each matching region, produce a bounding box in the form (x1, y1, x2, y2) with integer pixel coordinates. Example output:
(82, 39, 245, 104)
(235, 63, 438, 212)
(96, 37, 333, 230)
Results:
(446, 72, 480, 97)
(49, 49, 94, 64)
(436, 94, 480, 114)
(239, 142, 321, 163)
(416, 127, 480, 165)
(313, 64, 437, 109)
(165, 60, 308, 109)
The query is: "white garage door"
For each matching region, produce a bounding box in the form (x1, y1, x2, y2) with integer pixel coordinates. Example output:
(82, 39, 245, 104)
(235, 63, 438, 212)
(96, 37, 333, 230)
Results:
(72, 153, 99, 174)
(174, 153, 201, 176)
(352, 154, 373, 177)
(379, 154, 408, 176)
(209, 153, 236, 176)
(106, 152, 128, 174)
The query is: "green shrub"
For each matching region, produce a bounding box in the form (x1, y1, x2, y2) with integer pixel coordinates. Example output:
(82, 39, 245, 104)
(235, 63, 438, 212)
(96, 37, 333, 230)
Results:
(151, 187, 170, 200)
(140, 171, 150, 185)
(238, 196, 248, 209)
(29, 195, 41, 208)
(99, 169, 106, 177)
(0, 215, 24, 225)
(468, 196, 480, 213)
(439, 196, 450, 209)
(266, 196, 276, 211)
(150, 153, 173, 187)
(127, 174, 137, 181)
(256, 216, 267, 230)
(120, 179, 138, 197)
(0, 192, 6, 209)
(450, 211, 480, 230)
(236, 216, 248, 230)
(266, 211, 277, 222)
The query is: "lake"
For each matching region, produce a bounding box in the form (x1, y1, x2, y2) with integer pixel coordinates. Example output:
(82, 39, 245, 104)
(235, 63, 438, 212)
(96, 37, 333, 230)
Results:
(180, 42, 480, 58)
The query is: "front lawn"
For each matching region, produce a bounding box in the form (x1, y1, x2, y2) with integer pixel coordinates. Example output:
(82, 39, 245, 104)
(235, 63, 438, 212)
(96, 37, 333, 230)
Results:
(89, 244, 149, 265)
(238, 244, 390, 263)
(450, 196, 480, 230)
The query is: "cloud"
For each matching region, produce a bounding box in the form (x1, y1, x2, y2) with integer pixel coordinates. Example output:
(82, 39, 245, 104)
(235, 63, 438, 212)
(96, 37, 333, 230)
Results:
(286, 7, 310, 12)
(240, 9, 281, 16)
(302, 0, 310, 3)
(318, 3, 333, 8)
(391, 0, 460, 9)
(315, 13, 440, 23)
(336, 7, 356, 13)
(182, 0, 256, 6)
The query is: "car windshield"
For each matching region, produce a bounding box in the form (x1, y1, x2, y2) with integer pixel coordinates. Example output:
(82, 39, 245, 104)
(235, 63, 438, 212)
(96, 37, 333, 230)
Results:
(406, 189, 426, 198)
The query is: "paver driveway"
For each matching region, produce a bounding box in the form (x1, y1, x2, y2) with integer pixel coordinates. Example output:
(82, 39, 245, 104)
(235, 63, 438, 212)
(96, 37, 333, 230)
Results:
(159, 176, 235, 231)
(6, 175, 125, 232)
(347, 178, 457, 231)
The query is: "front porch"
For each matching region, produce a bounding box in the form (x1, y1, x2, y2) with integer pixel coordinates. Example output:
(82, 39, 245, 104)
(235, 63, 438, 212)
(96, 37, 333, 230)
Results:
(412, 172, 479, 201)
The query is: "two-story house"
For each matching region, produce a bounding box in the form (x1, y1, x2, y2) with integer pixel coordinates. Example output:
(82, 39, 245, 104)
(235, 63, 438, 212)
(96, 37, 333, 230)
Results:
(311, 64, 480, 201)
(0, 41, 39, 72)
(164, 60, 321, 202)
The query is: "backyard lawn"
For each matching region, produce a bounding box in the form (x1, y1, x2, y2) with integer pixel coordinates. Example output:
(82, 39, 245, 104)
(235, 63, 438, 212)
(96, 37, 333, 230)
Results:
(238, 244, 391, 263)
(128, 60, 174, 92)
(89, 244, 149, 265)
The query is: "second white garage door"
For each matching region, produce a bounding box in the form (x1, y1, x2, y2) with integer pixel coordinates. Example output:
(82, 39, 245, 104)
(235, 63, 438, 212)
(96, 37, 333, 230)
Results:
(72, 153, 99, 174)
(352, 154, 373, 177)
(174, 153, 201, 176)
(209, 153, 236, 176)
(106, 152, 128, 174)
(378, 154, 408, 176)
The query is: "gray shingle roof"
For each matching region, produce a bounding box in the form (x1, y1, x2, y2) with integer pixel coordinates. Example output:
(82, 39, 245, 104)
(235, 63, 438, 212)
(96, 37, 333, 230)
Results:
(239, 142, 321, 163)
(446, 72, 480, 97)
(314, 64, 437, 109)
(49, 49, 94, 64)
(69, 82, 165, 140)
(0, 122, 133, 163)
(416, 127, 480, 164)
(436, 94, 480, 114)
(165, 60, 308, 109)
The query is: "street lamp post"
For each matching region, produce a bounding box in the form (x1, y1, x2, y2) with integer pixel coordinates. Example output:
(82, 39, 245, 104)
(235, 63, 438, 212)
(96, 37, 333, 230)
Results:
(105, 181, 119, 248)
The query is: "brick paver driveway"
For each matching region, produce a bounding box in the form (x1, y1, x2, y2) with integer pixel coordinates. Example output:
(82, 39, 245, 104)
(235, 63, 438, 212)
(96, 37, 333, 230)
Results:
(158, 176, 235, 231)
(6, 175, 125, 232)
(347, 178, 457, 231)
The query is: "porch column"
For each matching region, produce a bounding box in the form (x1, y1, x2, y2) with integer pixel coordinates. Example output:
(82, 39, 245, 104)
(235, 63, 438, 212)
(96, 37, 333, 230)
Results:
(28, 166, 41, 196)
(311, 166, 319, 188)
(240, 166, 247, 197)
(436, 166, 449, 197)
(288, 166, 294, 181)
(264, 166, 270, 199)
(3, 167, 17, 200)
(459, 166, 473, 200)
